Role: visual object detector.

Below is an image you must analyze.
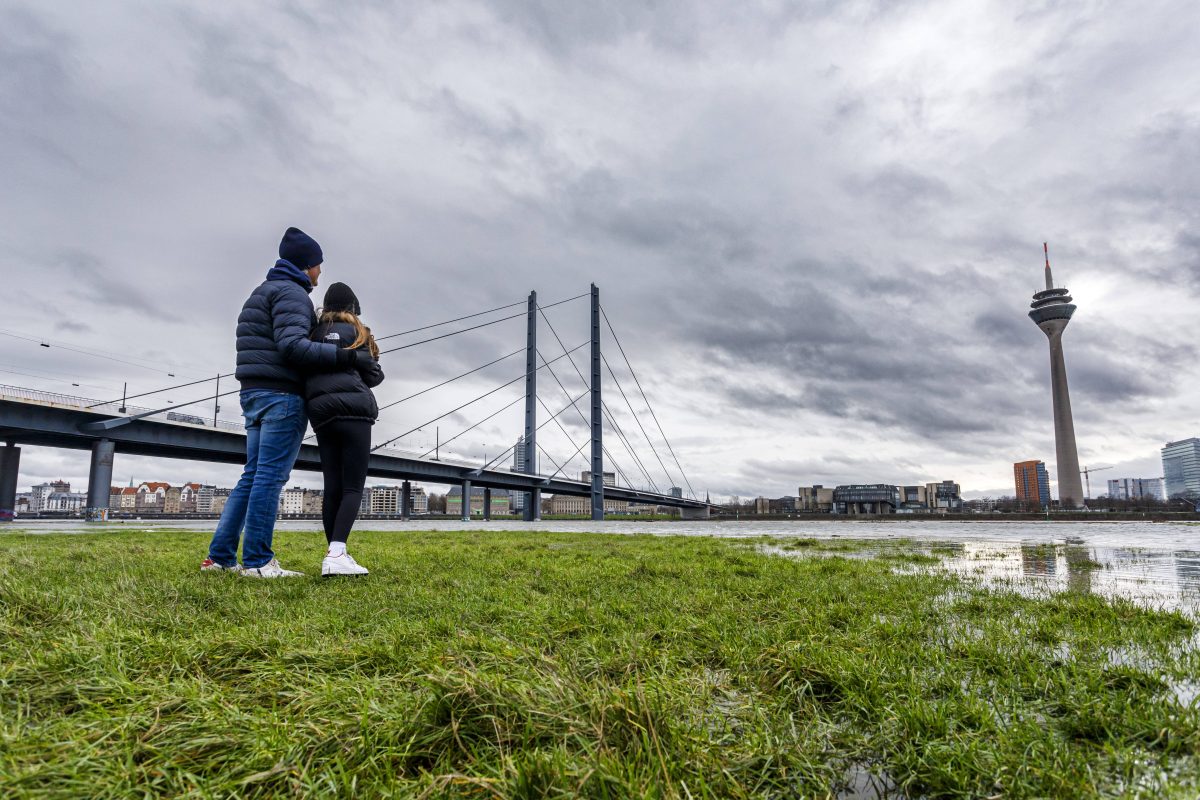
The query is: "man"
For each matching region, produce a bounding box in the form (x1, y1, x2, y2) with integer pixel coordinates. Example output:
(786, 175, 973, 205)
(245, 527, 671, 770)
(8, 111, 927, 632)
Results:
(202, 227, 360, 577)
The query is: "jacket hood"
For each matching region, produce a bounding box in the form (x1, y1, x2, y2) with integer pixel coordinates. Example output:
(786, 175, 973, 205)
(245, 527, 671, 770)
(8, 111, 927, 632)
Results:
(266, 259, 314, 293)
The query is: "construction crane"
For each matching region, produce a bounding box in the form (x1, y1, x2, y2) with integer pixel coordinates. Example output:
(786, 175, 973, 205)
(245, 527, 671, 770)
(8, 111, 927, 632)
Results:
(1080, 465, 1113, 500)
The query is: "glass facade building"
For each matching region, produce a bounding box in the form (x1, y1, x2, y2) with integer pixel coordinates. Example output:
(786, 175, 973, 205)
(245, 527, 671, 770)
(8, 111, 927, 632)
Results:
(1014, 460, 1051, 509)
(1106, 478, 1164, 501)
(1162, 438, 1200, 499)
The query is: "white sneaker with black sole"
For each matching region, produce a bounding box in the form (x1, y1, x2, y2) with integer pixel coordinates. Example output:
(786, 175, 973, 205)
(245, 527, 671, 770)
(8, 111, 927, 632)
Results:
(322, 553, 369, 577)
(241, 558, 304, 578)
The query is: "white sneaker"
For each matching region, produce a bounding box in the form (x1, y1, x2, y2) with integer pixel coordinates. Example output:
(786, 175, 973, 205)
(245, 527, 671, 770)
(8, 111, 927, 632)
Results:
(241, 558, 304, 578)
(322, 553, 369, 577)
(200, 558, 241, 573)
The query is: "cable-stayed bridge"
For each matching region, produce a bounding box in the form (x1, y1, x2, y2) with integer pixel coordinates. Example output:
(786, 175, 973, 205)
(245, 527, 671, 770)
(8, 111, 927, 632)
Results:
(0, 285, 711, 521)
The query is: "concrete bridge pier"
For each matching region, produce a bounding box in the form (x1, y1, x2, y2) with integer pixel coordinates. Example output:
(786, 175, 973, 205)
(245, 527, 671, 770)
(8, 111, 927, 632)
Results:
(0, 443, 19, 521)
(681, 505, 709, 520)
(401, 481, 411, 521)
(85, 439, 115, 522)
(483, 488, 492, 520)
(461, 479, 471, 522)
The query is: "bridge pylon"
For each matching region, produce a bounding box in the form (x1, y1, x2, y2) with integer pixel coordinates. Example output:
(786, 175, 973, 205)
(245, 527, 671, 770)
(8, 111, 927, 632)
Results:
(85, 439, 114, 522)
(590, 284, 604, 521)
(0, 443, 19, 521)
(523, 290, 540, 520)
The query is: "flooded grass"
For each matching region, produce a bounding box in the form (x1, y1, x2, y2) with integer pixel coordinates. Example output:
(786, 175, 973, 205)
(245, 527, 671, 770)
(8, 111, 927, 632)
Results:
(1, 529, 1197, 798)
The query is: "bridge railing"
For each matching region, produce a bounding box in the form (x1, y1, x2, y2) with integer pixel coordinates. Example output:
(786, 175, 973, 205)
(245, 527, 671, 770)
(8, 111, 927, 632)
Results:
(0, 384, 245, 434)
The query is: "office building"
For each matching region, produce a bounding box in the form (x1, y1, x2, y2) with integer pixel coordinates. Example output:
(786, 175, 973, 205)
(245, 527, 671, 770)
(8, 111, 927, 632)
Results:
(581, 471, 616, 486)
(797, 485, 834, 513)
(1162, 438, 1200, 499)
(832, 485, 901, 514)
(447, 486, 511, 516)
(1106, 478, 1164, 501)
(548, 494, 629, 515)
(926, 480, 963, 512)
(1027, 244, 1084, 507)
(1014, 460, 1051, 509)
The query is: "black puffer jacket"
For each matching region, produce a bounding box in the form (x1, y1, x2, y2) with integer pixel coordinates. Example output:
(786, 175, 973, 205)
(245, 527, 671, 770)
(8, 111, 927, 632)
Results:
(305, 320, 385, 430)
(235, 260, 341, 394)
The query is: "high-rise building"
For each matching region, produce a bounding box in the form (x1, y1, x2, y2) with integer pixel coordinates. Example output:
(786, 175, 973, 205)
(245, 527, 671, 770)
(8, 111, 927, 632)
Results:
(581, 471, 616, 486)
(510, 435, 526, 511)
(1106, 478, 1164, 501)
(1028, 244, 1084, 507)
(1162, 438, 1200, 499)
(1014, 460, 1051, 509)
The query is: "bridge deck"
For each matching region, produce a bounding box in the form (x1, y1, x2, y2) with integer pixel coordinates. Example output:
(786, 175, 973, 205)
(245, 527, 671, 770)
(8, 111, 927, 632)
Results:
(0, 390, 706, 510)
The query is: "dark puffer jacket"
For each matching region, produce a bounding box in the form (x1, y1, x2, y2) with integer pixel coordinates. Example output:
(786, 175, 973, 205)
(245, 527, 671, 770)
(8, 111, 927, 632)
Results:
(305, 320, 385, 430)
(234, 260, 341, 394)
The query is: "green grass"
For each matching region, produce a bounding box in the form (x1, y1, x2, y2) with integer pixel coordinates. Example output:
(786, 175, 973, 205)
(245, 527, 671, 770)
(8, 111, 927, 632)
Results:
(1, 530, 1197, 799)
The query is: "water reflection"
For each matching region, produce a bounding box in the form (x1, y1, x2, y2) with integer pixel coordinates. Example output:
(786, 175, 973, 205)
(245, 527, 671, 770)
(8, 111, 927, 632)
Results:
(941, 541, 1200, 612)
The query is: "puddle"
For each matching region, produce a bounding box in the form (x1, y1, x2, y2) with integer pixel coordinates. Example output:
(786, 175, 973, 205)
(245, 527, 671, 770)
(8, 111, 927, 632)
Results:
(837, 761, 903, 800)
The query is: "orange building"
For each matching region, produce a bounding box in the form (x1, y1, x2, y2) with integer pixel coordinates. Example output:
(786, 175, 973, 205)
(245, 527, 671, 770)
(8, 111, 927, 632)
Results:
(1014, 460, 1050, 509)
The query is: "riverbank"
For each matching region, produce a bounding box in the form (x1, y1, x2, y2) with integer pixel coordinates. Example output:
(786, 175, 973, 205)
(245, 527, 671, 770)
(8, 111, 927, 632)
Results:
(2, 529, 1197, 798)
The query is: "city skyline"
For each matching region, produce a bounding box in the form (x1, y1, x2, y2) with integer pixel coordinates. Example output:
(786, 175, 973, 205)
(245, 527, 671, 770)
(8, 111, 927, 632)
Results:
(3, 2, 1198, 499)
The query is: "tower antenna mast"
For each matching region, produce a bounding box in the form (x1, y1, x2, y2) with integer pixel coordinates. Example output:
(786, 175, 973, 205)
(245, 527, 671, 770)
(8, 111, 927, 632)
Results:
(1044, 242, 1054, 291)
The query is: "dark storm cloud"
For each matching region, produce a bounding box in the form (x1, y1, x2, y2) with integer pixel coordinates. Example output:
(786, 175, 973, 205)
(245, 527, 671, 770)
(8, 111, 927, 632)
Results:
(173, 9, 320, 162)
(54, 250, 174, 321)
(564, 169, 760, 265)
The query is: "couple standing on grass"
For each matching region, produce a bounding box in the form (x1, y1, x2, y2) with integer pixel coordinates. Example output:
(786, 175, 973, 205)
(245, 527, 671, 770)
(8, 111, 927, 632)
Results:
(199, 227, 384, 578)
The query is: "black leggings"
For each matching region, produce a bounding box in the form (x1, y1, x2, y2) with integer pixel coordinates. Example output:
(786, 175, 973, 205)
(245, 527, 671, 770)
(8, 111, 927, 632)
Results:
(315, 419, 372, 544)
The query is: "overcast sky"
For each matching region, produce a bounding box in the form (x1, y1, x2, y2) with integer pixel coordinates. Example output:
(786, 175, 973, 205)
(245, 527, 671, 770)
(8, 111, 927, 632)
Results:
(3, 0, 1199, 501)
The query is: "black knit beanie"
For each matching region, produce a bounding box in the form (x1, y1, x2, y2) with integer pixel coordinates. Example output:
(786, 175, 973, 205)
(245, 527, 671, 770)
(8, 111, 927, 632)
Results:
(278, 227, 323, 269)
(323, 282, 361, 315)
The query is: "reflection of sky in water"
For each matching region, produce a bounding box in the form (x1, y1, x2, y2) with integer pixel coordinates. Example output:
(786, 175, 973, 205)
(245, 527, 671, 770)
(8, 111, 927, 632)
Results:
(936, 541, 1200, 612)
(11, 518, 1200, 611)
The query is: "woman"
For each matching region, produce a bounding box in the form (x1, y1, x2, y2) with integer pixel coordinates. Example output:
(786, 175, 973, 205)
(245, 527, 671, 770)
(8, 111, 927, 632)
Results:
(306, 282, 384, 576)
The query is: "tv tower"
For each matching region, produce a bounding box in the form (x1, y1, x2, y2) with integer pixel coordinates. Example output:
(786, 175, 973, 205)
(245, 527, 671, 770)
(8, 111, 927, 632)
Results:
(1028, 243, 1084, 508)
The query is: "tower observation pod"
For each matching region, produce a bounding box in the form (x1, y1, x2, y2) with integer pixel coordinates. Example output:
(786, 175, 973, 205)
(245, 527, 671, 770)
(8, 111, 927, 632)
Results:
(1028, 243, 1084, 508)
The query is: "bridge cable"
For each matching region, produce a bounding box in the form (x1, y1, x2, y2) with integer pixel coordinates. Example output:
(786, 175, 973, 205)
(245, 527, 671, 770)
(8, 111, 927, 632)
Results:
(86, 373, 235, 409)
(417, 385, 590, 464)
(602, 352, 679, 491)
(535, 442, 568, 483)
(378, 312, 526, 355)
(534, 344, 651, 491)
(533, 375, 636, 489)
(371, 341, 587, 451)
(535, 306, 658, 491)
(540, 437, 592, 483)
(302, 348, 524, 443)
(600, 304, 698, 500)
(374, 300, 527, 342)
(101, 388, 241, 425)
(375, 292, 589, 349)
(0, 329, 206, 379)
(535, 335, 657, 491)
(469, 387, 590, 475)
(417, 394, 525, 459)
(534, 393, 598, 481)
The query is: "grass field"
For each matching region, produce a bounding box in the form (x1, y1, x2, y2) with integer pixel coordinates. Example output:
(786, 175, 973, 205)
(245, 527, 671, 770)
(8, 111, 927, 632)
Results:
(1, 529, 1197, 798)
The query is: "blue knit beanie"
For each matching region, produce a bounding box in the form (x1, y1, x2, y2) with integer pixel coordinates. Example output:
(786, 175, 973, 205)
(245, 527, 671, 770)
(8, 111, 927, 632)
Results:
(278, 227, 323, 269)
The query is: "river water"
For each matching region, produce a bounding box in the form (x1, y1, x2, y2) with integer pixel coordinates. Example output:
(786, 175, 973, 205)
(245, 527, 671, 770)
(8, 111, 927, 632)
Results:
(9, 518, 1200, 613)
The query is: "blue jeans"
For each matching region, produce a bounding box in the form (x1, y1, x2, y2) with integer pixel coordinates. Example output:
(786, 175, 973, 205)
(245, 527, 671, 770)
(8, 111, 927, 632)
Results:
(207, 390, 307, 568)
